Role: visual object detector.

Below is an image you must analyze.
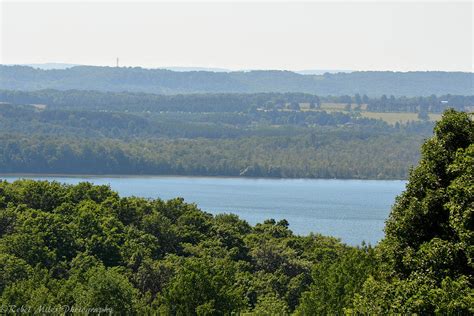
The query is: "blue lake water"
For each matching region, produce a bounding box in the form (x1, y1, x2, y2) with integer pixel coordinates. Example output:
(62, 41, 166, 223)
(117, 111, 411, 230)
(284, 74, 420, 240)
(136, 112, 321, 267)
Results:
(0, 176, 406, 245)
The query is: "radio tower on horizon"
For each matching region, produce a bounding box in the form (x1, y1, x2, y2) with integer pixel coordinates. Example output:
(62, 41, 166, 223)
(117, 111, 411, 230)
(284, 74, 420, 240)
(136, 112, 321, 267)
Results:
(116, 57, 119, 67)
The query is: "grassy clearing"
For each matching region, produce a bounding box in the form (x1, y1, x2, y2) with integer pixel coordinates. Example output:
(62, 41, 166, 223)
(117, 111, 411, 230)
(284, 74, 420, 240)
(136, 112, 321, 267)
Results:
(286, 103, 444, 125)
(299, 102, 366, 112)
(361, 112, 442, 124)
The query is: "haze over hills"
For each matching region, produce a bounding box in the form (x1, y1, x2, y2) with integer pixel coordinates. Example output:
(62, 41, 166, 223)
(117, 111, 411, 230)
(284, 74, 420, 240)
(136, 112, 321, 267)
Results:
(1, 65, 472, 96)
(20, 64, 232, 73)
(15, 63, 351, 75)
(21, 63, 82, 70)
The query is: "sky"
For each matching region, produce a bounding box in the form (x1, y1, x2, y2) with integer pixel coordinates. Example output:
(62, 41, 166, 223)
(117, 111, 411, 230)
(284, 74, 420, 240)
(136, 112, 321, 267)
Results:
(1, 1, 473, 72)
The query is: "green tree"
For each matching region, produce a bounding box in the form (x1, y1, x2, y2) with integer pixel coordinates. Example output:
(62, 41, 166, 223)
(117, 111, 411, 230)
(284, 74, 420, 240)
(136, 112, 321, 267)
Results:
(160, 257, 246, 315)
(354, 93, 362, 106)
(353, 109, 474, 314)
(418, 104, 429, 120)
(73, 266, 138, 313)
(295, 246, 376, 315)
(362, 94, 369, 104)
(251, 293, 289, 315)
(0, 254, 32, 293)
(314, 96, 321, 109)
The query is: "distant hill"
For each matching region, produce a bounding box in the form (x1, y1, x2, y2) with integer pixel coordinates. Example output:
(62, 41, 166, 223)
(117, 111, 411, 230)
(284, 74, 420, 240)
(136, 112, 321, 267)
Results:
(0, 65, 472, 96)
(13, 64, 352, 74)
(294, 69, 352, 75)
(19, 63, 82, 70)
(163, 66, 231, 72)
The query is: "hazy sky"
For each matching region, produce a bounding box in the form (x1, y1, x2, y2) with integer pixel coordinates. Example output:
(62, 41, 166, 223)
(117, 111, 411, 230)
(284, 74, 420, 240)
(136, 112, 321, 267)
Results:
(1, 1, 473, 71)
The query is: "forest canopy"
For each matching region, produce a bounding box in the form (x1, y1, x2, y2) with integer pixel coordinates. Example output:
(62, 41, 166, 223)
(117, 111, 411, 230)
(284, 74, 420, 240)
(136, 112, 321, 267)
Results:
(0, 109, 472, 314)
(0, 89, 455, 179)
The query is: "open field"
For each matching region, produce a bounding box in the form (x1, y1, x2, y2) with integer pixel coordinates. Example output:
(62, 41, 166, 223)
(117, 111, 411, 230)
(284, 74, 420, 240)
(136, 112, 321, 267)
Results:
(298, 103, 442, 124)
(300, 102, 367, 111)
(321, 102, 368, 111)
(361, 112, 442, 124)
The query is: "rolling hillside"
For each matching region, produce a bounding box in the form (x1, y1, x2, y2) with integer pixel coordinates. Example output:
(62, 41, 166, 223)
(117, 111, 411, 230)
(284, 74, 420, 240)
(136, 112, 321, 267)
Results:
(1, 65, 472, 96)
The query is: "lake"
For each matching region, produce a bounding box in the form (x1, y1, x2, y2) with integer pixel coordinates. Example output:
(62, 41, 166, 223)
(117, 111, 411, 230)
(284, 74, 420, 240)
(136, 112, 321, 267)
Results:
(0, 175, 406, 245)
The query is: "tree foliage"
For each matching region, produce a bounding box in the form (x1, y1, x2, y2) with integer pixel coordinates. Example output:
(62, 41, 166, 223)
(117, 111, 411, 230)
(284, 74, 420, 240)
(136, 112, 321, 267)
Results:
(352, 109, 474, 314)
(0, 109, 472, 314)
(0, 179, 352, 314)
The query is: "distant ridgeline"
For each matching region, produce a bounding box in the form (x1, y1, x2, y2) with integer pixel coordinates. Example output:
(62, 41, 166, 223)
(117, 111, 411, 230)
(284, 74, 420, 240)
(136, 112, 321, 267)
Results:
(0, 65, 472, 96)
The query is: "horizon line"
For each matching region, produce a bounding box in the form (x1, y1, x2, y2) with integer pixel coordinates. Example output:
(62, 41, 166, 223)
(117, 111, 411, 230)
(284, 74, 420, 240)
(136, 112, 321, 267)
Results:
(2, 63, 473, 74)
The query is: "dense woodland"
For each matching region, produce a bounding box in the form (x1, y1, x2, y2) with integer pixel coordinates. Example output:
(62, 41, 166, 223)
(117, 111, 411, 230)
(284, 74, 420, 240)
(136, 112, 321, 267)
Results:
(0, 110, 472, 314)
(0, 133, 424, 179)
(1, 65, 473, 96)
(0, 87, 472, 179)
(1, 89, 473, 113)
(0, 89, 444, 179)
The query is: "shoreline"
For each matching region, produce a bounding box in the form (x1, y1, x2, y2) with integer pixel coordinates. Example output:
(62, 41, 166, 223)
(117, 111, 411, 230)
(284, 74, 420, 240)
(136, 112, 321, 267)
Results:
(0, 173, 407, 182)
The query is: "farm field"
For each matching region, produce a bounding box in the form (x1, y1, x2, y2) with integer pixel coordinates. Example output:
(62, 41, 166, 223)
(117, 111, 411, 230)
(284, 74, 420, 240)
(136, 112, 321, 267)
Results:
(299, 102, 367, 111)
(298, 103, 443, 124)
(361, 112, 442, 124)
